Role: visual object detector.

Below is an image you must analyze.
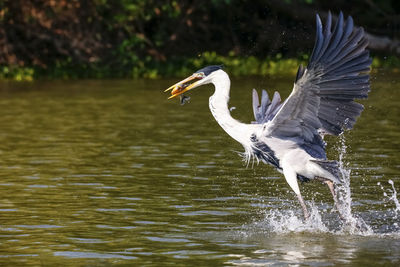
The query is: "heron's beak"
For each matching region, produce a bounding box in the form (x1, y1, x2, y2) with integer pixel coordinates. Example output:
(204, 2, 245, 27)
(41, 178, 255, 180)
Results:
(164, 74, 203, 99)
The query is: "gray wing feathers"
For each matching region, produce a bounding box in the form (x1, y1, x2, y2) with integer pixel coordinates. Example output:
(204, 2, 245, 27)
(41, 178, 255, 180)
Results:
(265, 11, 371, 140)
(261, 90, 270, 116)
(252, 89, 262, 122)
(266, 91, 282, 121)
(252, 89, 282, 124)
(311, 12, 371, 135)
(266, 80, 322, 141)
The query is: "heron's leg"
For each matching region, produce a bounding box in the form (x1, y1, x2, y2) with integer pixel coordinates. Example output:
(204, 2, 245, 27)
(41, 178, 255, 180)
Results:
(325, 180, 344, 220)
(325, 180, 338, 207)
(282, 163, 309, 219)
(297, 193, 310, 219)
(316, 177, 344, 220)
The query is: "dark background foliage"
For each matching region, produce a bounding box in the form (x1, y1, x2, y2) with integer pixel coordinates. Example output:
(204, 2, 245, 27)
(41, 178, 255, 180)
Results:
(0, 0, 399, 79)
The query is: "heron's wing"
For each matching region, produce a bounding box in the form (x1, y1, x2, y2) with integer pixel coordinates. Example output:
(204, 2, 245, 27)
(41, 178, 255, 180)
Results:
(264, 12, 371, 144)
(252, 89, 283, 124)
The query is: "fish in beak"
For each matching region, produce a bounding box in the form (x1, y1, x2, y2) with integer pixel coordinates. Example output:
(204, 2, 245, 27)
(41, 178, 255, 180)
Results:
(164, 73, 205, 99)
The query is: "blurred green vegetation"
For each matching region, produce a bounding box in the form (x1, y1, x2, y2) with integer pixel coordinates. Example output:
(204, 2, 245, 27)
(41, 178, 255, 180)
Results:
(1, 53, 399, 81)
(0, 52, 308, 80)
(0, 0, 399, 81)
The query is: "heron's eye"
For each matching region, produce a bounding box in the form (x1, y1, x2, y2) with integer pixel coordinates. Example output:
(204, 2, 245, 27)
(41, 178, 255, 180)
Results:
(196, 72, 205, 78)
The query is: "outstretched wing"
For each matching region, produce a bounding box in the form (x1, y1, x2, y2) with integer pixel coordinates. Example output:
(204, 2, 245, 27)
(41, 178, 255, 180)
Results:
(252, 89, 283, 124)
(263, 12, 371, 145)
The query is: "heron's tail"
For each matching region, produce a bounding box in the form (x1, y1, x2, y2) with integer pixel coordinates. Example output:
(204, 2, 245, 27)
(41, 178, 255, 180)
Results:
(310, 159, 343, 184)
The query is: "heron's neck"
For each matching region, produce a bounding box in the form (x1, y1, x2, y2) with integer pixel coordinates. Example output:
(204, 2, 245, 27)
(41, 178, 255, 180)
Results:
(208, 71, 253, 147)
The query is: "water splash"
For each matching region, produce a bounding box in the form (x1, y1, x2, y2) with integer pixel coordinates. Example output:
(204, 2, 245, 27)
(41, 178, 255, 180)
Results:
(388, 180, 400, 214)
(236, 204, 330, 240)
(260, 204, 329, 234)
(239, 134, 400, 237)
(248, 134, 374, 236)
(378, 179, 400, 216)
(335, 134, 372, 235)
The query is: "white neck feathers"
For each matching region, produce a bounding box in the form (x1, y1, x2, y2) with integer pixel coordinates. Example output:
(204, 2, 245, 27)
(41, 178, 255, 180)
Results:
(208, 70, 254, 148)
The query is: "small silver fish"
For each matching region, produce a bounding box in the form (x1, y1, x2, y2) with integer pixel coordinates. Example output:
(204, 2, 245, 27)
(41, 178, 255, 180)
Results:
(180, 95, 191, 105)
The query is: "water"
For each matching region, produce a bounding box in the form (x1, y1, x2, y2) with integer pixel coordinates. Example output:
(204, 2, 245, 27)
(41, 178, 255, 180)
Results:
(0, 74, 399, 266)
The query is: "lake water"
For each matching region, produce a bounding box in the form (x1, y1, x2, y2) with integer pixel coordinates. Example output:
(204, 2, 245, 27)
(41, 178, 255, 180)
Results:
(0, 73, 399, 266)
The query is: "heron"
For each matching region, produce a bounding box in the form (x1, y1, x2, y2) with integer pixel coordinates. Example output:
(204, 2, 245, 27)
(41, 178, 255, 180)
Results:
(164, 12, 371, 219)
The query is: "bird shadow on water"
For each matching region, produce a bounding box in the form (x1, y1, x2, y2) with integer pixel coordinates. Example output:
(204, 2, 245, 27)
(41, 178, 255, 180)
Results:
(237, 135, 400, 238)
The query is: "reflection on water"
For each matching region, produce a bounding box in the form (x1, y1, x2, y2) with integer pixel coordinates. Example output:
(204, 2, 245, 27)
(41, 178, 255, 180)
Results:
(0, 75, 399, 265)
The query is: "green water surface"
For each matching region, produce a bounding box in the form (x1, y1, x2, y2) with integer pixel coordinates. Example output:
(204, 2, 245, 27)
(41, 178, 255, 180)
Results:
(0, 73, 399, 266)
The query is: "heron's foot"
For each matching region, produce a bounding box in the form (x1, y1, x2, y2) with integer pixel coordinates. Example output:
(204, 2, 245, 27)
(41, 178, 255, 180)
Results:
(337, 209, 345, 221)
(329, 205, 343, 217)
(303, 209, 310, 221)
(328, 208, 345, 221)
(296, 193, 310, 220)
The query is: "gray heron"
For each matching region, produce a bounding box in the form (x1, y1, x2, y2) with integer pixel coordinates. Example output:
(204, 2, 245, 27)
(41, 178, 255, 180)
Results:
(165, 12, 371, 219)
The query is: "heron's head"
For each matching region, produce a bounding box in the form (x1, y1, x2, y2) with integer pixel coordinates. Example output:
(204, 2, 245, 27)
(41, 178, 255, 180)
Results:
(165, 65, 223, 99)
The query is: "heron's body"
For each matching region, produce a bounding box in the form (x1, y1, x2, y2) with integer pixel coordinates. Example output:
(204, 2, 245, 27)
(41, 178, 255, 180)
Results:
(207, 70, 340, 196)
(165, 12, 371, 218)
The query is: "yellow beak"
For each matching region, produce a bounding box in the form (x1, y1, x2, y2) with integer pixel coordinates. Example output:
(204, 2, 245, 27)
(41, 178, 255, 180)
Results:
(164, 74, 202, 99)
